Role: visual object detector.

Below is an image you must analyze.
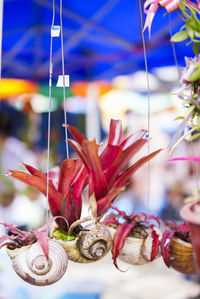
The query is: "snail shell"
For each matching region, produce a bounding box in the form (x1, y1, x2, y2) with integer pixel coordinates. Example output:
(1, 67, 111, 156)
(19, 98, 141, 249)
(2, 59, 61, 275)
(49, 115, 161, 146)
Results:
(170, 237, 197, 274)
(6, 240, 68, 286)
(54, 224, 112, 263)
(109, 226, 161, 265)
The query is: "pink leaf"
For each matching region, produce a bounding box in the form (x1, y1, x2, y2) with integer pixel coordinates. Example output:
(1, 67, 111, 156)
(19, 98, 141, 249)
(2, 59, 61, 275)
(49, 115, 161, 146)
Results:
(34, 229, 49, 260)
(151, 228, 160, 261)
(168, 156, 200, 163)
(161, 230, 174, 267)
(112, 223, 134, 270)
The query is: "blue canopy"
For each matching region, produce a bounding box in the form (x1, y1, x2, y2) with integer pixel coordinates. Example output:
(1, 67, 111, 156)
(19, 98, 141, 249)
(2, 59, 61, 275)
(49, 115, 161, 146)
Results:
(2, 0, 193, 82)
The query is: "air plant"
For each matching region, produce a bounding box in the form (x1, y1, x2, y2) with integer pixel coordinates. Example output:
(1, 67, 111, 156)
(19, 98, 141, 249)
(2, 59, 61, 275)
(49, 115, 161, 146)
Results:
(168, 55, 200, 154)
(0, 219, 68, 286)
(102, 207, 161, 270)
(161, 220, 197, 274)
(143, 0, 200, 49)
(66, 119, 162, 220)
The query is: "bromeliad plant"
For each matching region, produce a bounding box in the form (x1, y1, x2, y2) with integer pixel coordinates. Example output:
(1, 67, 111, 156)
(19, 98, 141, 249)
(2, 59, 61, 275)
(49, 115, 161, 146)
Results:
(66, 119, 162, 220)
(6, 159, 113, 264)
(102, 207, 161, 270)
(161, 220, 197, 274)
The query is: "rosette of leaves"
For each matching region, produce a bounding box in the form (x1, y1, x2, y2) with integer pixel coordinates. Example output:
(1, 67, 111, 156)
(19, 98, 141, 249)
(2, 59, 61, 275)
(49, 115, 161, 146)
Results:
(102, 207, 161, 270)
(161, 221, 197, 274)
(66, 119, 162, 219)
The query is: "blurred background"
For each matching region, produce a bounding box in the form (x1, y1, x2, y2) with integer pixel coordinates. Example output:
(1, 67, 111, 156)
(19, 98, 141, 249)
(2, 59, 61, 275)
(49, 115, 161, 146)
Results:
(0, 0, 200, 298)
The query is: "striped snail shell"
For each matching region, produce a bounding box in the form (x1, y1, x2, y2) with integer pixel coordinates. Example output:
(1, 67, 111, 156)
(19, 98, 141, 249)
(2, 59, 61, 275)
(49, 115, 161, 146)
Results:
(109, 226, 161, 265)
(170, 237, 197, 274)
(6, 240, 68, 286)
(54, 223, 112, 263)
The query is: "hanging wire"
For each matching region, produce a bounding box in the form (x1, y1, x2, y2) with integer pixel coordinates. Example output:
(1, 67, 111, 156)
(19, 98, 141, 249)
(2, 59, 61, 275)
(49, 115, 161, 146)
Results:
(60, 0, 69, 158)
(46, 0, 56, 229)
(169, 14, 200, 199)
(139, 0, 151, 212)
(0, 0, 4, 111)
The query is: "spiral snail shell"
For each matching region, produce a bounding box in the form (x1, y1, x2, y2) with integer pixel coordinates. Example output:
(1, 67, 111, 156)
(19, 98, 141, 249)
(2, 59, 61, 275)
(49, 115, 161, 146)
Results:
(109, 226, 161, 265)
(6, 240, 68, 286)
(54, 223, 112, 263)
(169, 237, 197, 274)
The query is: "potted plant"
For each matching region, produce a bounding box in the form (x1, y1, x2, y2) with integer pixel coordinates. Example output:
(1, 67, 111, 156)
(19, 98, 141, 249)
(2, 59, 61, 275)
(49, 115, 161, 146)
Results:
(102, 207, 161, 270)
(161, 220, 197, 274)
(0, 219, 68, 285)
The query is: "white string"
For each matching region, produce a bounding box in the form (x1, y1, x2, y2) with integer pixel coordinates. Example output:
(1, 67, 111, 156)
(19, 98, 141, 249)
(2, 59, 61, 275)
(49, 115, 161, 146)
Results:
(46, 0, 56, 230)
(139, 0, 151, 213)
(169, 14, 200, 200)
(60, 0, 69, 158)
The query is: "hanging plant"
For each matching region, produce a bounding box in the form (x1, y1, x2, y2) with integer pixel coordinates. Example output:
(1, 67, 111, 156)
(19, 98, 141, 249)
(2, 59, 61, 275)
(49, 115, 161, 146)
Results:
(144, 0, 200, 52)
(0, 219, 68, 286)
(66, 119, 162, 219)
(7, 159, 112, 263)
(102, 207, 161, 270)
(161, 220, 197, 274)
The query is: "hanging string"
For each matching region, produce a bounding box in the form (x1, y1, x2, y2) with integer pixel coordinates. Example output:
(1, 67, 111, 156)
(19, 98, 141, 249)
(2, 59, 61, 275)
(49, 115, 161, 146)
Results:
(46, 0, 56, 229)
(60, 0, 69, 158)
(0, 0, 4, 111)
(139, 0, 151, 212)
(169, 14, 200, 200)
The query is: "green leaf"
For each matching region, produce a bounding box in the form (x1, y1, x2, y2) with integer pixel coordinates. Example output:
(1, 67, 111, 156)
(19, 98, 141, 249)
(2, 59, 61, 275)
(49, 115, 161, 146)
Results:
(188, 67, 200, 82)
(188, 132, 200, 142)
(170, 30, 189, 42)
(174, 116, 184, 120)
(193, 42, 200, 56)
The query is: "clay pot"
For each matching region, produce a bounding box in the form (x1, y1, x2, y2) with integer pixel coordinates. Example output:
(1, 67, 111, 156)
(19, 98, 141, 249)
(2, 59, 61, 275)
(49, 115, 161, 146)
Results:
(170, 237, 197, 274)
(180, 200, 200, 272)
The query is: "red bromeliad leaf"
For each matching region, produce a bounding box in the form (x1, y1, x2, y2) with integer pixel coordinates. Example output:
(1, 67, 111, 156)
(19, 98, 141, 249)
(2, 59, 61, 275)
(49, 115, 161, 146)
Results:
(97, 187, 125, 217)
(59, 166, 87, 227)
(161, 230, 174, 267)
(151, 229, 160, 261)
(22, 163, 47, 181)
(115, 149, 162, 187)
(105, 139, 147, 188)
(121, 130, 147, 150)
(108, 119, 122, 145)
(112, 222, 134, 270)
(7, 170, 62, 215)
(58, 159, 80, 195)
(100, 145, 122, 171)
(66, 124, 87, 146)
(67, 139, 90, 172)
(83, 140, 108, 199)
